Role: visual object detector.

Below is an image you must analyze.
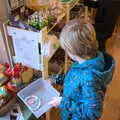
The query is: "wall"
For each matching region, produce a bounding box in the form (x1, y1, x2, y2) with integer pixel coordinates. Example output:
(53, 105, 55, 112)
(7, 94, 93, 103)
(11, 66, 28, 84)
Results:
(0, 0, 9, 21)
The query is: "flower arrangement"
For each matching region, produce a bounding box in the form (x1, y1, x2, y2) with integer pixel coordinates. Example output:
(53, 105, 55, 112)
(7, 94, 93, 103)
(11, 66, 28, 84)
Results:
(0, 63, 33, 109)
(28, 11, 54, 30)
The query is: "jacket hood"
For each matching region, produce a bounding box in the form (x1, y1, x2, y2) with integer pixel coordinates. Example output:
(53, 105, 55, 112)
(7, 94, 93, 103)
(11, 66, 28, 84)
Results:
(72, 52, 115, 87)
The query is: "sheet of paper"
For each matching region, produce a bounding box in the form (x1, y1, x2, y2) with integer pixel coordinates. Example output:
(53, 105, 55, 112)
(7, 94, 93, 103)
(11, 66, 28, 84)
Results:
(9, 27, 41, 70)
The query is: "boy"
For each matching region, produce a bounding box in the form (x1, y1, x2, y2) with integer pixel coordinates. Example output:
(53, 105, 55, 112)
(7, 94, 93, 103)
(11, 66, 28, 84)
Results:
(49, 19, 115, 120)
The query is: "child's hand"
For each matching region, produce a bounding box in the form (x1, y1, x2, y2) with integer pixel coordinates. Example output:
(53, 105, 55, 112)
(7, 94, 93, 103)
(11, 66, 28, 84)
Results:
(47, 77, 56, 85)
(48, 97, 62, 108)
(47, 79, 52, 85)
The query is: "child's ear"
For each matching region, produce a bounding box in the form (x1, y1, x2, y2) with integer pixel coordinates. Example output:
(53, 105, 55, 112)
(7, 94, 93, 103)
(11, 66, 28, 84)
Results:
(67, 52, 75, 60)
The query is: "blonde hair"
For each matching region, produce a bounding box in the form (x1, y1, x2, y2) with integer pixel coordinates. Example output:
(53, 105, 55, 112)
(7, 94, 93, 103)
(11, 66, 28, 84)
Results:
(60, 19, 98, 59)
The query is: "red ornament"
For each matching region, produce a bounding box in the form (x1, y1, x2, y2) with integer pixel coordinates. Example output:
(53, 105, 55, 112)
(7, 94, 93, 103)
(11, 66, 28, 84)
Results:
(13, 63, 23, 78)
(4, 63, 10, 69)
(4, 67, 13, 77)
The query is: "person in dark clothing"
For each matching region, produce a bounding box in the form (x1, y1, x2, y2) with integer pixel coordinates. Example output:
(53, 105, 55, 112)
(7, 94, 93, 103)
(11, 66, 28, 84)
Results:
(94, 0, 120, 51)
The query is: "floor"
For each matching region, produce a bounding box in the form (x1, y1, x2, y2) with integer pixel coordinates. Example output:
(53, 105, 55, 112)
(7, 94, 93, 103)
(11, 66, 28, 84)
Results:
(100, 29, 120, 120)
(50, 27, 120, 120)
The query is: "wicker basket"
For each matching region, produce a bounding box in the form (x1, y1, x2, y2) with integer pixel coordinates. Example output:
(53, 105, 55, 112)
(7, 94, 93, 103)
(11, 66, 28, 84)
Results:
(0, 97, 16, 116)
(25, 0, 51, 11)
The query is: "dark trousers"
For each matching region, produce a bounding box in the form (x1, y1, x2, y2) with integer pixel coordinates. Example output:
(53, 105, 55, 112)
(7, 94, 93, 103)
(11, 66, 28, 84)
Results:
(95, 0, 120, 51)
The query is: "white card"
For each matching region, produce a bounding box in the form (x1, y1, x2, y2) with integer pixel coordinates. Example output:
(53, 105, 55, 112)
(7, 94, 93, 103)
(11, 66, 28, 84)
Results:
(8, 27, 41, 70)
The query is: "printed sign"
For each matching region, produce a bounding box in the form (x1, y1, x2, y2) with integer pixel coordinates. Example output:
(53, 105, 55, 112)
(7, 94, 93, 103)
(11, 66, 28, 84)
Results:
(8, 27, 41, 70)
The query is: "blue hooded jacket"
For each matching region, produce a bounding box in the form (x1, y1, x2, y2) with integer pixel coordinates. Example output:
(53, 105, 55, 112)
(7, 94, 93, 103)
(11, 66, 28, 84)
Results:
(52, 52, 115, 120)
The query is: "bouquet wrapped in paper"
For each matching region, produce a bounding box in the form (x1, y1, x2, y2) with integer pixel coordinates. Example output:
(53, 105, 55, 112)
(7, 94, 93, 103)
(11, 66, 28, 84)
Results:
(0, 63, 34, 111)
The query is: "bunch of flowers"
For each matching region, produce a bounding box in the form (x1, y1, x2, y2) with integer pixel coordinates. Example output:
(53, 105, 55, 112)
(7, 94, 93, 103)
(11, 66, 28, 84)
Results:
(0, 63, 33, 108)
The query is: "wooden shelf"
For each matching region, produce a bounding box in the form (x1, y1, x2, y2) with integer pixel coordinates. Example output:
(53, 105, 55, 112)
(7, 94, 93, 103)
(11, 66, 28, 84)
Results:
(70, 0, 80, 10)
(47, 12, 66, 33)
(3, 1, 80, 120)
(59, 0, 80, 10)
(48, 0, 80, 33)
